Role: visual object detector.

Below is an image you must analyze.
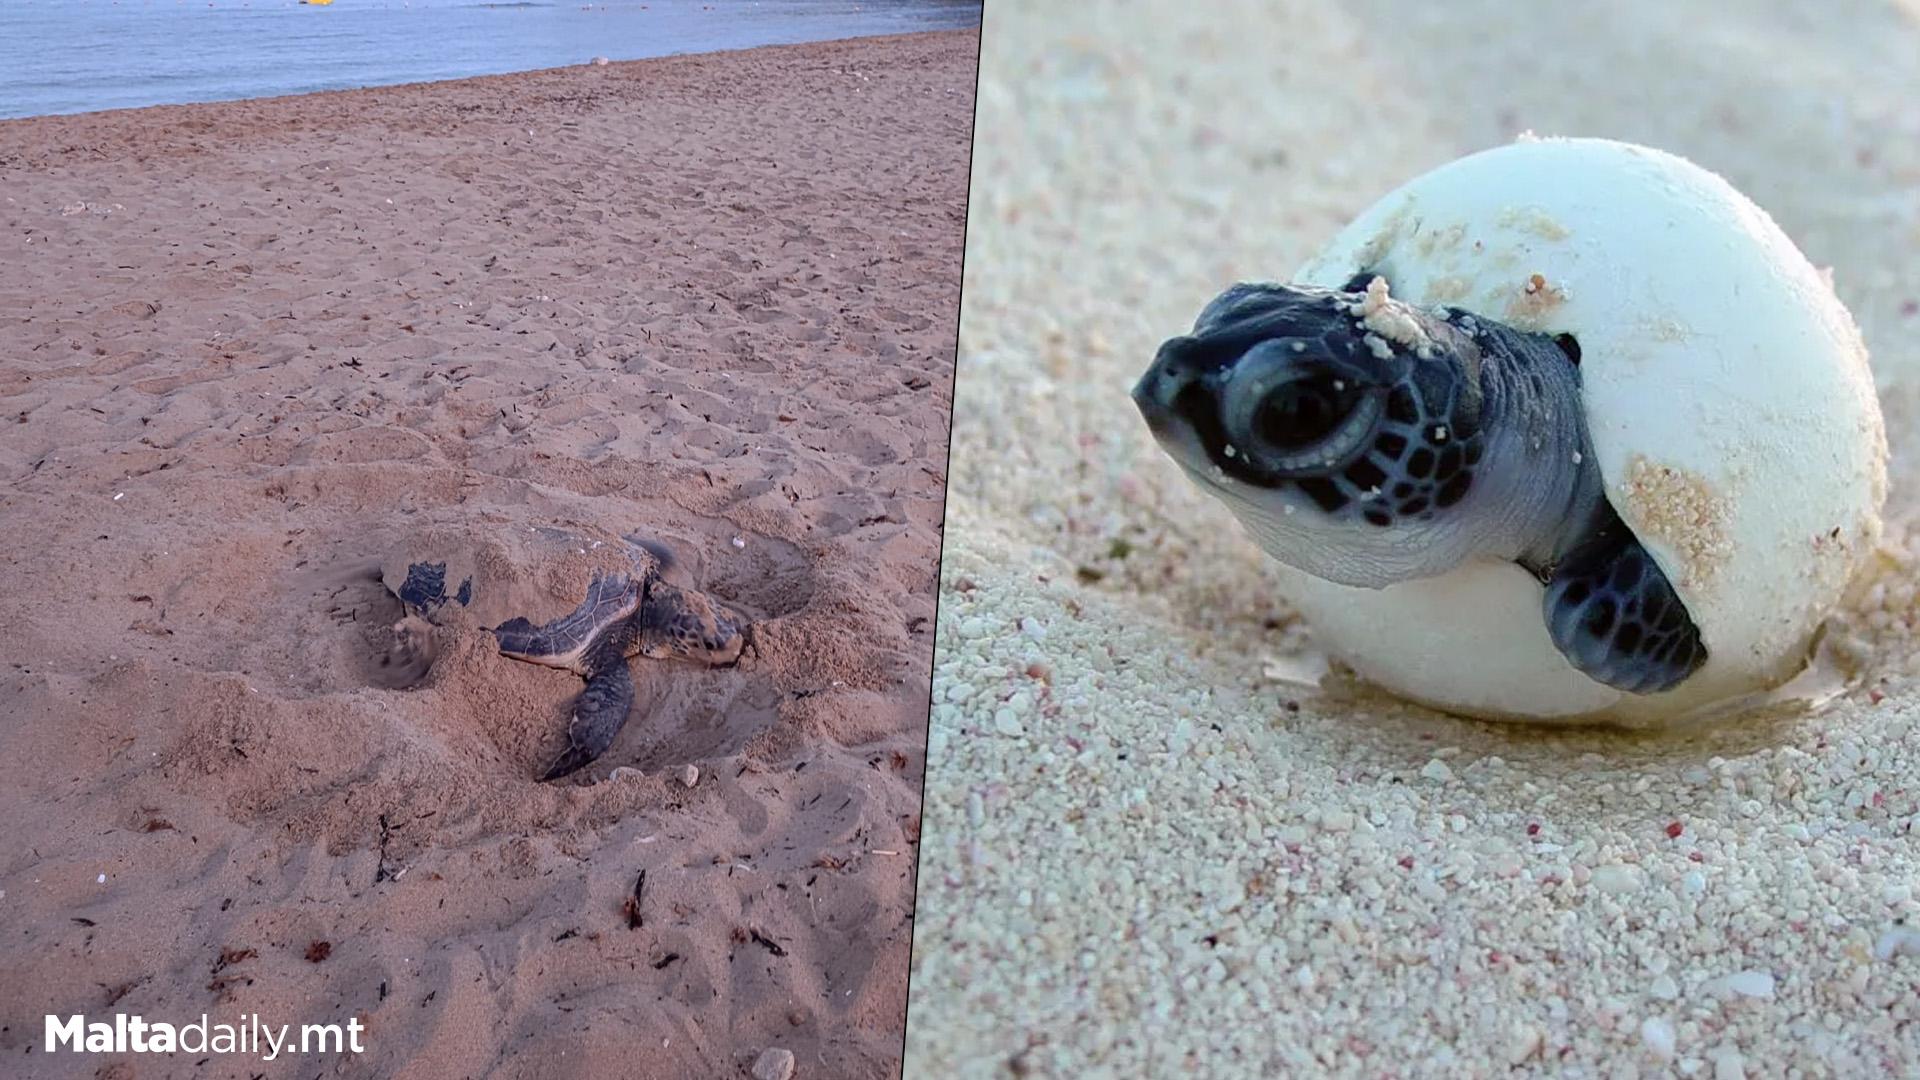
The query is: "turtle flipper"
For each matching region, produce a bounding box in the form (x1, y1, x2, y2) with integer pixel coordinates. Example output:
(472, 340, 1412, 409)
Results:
(634, 581, 748, 666)
(494, 568, 643, 673)
(540, 635, 639, 781)
(1540, 511, 1707, 694)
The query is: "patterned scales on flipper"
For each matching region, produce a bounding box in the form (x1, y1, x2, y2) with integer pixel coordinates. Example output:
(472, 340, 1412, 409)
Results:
(1542, 507, 1707, 694)
(493, 567, 644, 673)
(486, 545, 750, 781)
(536, 616, 643, 782)
(397, 560, 473, 613)
(489, 567, 648, 781)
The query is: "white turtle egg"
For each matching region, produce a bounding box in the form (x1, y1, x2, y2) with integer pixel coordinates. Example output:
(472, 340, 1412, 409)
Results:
(1277, 136, 1886, 725)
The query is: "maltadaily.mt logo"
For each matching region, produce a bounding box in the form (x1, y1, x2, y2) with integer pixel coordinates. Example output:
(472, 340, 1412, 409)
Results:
(46, 1013, 366, 1060)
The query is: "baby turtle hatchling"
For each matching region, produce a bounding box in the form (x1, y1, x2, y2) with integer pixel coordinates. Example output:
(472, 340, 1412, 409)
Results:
(1131, 137, 1885, 724)
(1134, 272, 1706, 695)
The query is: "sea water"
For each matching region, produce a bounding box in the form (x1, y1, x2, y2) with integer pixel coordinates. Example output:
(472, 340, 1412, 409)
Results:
(0, 0, 981, 119)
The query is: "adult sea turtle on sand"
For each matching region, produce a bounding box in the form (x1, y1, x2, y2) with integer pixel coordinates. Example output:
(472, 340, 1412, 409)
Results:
(383, 527, 749, 780)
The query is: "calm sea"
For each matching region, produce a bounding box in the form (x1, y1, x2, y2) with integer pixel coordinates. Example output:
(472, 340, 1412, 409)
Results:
(0, 0, 981, 120)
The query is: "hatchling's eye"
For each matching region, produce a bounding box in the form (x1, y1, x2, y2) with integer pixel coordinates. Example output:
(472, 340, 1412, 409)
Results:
(1251, 374, 1359, 453)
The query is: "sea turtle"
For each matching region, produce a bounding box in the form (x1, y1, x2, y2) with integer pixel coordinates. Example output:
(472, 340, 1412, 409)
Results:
(1132, 138, 1884, 724)
(1132, 272, 1707, 695)
(389, 531, 748, 780)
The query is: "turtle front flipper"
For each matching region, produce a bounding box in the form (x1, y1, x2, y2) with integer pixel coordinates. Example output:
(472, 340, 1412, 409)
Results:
(540, 624, 641, 781)
(633, 581, 748, 666)
(493, 567, 643, 674)
(1539, 510, 1708, 694)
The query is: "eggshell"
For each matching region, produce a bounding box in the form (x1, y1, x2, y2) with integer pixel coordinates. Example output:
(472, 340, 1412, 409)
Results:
(1279, 136, 1886, 724)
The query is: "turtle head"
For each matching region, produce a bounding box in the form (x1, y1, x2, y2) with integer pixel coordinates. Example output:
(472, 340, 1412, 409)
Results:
(1133, 280, 1494, 588)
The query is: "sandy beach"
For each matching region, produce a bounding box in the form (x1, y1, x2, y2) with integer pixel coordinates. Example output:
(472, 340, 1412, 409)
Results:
(908, 2, 1920, 1076)
(0, 30, 975, 1079)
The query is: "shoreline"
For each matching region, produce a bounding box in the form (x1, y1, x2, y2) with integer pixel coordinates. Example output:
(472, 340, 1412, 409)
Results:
(0, 28, 979, 128)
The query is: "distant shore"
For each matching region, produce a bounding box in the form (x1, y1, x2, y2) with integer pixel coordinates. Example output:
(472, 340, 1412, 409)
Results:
(0, 0, 983, 120)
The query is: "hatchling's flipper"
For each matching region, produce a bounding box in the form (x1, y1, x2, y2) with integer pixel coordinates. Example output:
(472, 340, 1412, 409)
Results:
(494, 568, 643, 673)
(540, 640, 639, 781)
(1540, 512, 1707, 694)
(634, 581, 748, 666)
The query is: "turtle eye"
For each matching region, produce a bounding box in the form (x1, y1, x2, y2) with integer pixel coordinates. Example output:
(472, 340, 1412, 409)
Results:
(1239, 367, 1377, 468)
(1251, 374, 1356, 453)
(1221, 347, 1384, 476)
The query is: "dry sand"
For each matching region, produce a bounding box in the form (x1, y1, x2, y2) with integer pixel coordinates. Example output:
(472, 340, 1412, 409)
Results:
(0, 30, 976, 1080)
(908, 2, 1920, 1076)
